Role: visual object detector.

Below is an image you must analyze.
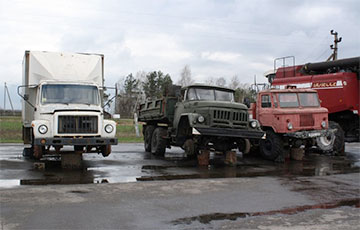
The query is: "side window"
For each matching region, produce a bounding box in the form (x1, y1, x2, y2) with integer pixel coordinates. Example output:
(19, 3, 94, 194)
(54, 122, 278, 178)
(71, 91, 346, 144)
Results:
(186, 88, 197, 101)
(273, 94, 278, 108)
(261, 95, 271, 108)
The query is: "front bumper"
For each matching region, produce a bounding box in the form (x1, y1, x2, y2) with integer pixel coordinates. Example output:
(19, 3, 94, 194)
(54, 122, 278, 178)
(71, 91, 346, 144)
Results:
(193, 127, 265, 139)
(34, 137, 118, 146)
(284, 128, 336, 139)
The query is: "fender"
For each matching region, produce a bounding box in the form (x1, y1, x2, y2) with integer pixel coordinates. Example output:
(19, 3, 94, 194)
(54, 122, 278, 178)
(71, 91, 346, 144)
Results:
(175, 113, 203, 137)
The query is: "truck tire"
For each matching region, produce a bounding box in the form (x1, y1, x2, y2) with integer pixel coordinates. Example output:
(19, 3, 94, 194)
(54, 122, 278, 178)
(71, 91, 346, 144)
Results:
(183, 139, 198, 159)
(33, 145, 43, 159)
(260, 130, 284, 161)
(22, 147, 34, 159)
(144, 125, 155, 152)
(316, 132, 335, 152)
(330, 121, 345, 155)
(238, 138, 251, 154)
(151, 127, 167, 156)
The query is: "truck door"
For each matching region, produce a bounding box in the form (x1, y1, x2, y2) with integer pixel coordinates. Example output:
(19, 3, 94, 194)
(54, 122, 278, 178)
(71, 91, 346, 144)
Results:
(258, 94, 274, 127)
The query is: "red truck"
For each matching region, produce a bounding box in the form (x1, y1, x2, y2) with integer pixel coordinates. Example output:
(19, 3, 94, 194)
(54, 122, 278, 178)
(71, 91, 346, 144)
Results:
(249, 88, 335, 160)
(266, 56, 359, 153)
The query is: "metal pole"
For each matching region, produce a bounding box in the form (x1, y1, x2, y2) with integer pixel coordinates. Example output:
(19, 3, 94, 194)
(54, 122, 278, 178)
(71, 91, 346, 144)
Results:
(5, 83, 14, 114)
(3, 82, 6, 111)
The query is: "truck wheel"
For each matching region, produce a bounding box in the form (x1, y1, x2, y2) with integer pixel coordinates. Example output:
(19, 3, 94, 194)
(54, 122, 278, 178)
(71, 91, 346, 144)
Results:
(330, 121, 345, 155)
(101, 145, 111, 157)
(316, 133, 335, 152)
(22, 147, 34, 159)
(260, 130, 284, 161)
(238, 139, 251, 154)
(151, 127, 167, 156)
(144, 125, 155, 152)
(183, 139, 198, 159)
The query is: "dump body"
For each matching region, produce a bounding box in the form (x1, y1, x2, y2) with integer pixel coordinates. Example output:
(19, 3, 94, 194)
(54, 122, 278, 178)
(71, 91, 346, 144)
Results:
(137, 85, 265, 161)
(20, 51, 117, 158)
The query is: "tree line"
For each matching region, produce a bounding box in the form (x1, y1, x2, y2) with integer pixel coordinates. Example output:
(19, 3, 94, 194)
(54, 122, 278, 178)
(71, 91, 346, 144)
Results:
(115, 65, 258, 117)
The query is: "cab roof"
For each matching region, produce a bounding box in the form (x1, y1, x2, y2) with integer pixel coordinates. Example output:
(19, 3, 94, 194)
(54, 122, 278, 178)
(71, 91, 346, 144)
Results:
(260, 88, 318, 94)
(181, 84, 235, 92)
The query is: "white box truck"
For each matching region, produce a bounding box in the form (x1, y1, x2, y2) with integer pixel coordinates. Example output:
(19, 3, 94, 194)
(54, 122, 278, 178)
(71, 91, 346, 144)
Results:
(18, 51, 118, 159)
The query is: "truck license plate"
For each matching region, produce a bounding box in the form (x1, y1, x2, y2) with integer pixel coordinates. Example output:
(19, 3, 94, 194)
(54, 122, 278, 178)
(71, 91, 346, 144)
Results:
(309, 132, 320, 138)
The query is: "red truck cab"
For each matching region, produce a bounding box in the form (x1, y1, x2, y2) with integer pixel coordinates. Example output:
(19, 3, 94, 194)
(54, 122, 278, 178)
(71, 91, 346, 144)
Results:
(250, 88, 335, 160)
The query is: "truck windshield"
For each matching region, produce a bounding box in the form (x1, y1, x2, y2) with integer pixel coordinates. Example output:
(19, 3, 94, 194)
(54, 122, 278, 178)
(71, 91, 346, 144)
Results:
(278, 93, 299, 108)
(41, 84, 99, 105)
(187, 88, 234, 101)
(299, 93, 320, 107)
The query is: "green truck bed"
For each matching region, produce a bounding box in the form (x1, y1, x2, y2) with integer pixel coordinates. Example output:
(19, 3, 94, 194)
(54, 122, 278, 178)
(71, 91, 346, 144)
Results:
(137, 97, 178, 124)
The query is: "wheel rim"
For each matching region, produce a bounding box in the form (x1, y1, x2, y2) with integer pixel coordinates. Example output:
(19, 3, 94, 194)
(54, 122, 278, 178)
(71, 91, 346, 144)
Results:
(318, 133, 334, 146)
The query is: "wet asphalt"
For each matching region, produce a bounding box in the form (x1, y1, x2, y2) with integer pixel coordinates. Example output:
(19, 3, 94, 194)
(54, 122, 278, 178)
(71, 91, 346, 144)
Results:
(0, 143, 359, 188)
(0, 143, 359, 229)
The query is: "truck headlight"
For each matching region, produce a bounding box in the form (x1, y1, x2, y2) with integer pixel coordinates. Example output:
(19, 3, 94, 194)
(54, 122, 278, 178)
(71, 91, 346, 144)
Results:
(197, 115, 205, 123)
(38, 125, 48, 134)
(105, 124, 114, 133)
(321, 121, 326, 128)
(250, 120, 257, 128)
(287, 122, 293, 130)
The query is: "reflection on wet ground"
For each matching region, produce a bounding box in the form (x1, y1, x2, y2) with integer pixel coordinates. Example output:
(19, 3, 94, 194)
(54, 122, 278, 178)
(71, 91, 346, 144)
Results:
(0, 143, 359, 188)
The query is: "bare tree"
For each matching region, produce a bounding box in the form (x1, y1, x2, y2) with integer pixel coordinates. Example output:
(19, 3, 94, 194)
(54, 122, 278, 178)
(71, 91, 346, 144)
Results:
(215, 77, 226, 87)
(205, 77, 215, 86)
(229, 75, 240, 89)
(177, 65, 194, 87)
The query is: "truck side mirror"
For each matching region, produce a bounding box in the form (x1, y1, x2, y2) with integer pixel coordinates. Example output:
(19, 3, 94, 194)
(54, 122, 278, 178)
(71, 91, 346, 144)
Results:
(243, 97, 250, 108)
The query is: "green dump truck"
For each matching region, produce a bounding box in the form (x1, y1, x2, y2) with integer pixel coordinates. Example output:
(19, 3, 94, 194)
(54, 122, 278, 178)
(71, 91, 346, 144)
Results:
(137, 84, 265, 165)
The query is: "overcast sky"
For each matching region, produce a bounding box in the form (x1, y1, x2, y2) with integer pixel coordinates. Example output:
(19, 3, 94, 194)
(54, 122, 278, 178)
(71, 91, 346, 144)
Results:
(0, 0, 359, 109)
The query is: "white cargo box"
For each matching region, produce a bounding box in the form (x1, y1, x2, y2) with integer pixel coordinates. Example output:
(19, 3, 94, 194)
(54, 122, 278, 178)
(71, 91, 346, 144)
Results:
(23, 51, 104, 87)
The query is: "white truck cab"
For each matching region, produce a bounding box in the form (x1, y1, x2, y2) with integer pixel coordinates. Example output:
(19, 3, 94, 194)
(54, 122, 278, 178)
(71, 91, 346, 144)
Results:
(19, 51, 117, 159)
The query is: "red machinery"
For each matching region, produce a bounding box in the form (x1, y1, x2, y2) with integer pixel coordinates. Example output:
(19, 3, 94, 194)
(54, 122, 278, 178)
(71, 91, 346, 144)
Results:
(267, 56, 359, 143)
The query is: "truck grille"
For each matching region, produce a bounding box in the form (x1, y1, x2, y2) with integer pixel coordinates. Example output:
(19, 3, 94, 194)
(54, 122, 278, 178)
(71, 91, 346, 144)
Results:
(58, 116, 98, 134)
(212, 110, 248, 128)
(214, 110, 231, 120)
(300, 114, 314, 127)
(232, 111, 248, 122)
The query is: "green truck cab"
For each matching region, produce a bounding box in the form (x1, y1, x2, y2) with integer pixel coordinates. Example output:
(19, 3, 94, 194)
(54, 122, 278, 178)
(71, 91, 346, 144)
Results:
(137, 84, 265, 161)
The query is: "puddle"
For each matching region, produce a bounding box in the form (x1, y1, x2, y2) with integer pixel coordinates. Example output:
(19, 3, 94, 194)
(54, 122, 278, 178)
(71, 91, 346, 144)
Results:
(0, 144, 359, 188)
(0, 179, 20, 188)
(171, 198, 360, 225)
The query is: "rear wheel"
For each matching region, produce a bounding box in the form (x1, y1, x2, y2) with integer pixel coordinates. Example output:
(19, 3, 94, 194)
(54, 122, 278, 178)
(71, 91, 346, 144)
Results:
(144, 125, 156, 152)
(151, 127, 167, 156)
(260, 130, 284, 161)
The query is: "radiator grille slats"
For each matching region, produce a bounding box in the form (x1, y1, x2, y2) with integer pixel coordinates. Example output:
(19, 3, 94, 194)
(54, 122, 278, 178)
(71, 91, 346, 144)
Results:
(58, 116, 98, 134)
(300, 114, 314, 127)
(212, 109, 248, 128)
